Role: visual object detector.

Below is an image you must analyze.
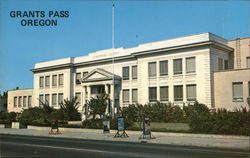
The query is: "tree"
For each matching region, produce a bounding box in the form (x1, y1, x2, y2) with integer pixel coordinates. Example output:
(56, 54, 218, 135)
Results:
(60, 97, 81, 121)
(87, 93, 109, 119)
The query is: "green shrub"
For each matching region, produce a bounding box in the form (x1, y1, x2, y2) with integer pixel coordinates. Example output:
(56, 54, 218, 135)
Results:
(189, 107, 250, 135)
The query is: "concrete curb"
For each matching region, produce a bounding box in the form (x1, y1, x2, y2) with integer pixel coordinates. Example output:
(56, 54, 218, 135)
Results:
(27, 125, 249, 140)
(2, 124, 249, 140)
(0, 128, 249, 151)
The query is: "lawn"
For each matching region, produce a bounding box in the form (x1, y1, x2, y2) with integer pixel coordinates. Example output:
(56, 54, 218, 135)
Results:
(133, 122, 190, 132)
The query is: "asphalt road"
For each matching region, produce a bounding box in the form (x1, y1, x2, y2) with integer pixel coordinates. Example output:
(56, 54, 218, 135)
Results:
(0, 134, 249, 158)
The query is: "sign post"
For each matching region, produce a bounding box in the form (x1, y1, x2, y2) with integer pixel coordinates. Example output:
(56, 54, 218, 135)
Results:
(49, 120, 61, 134)
(114, 117, 128, 138)
(103, 120, 110, 134)
(139, 118, 155, 139)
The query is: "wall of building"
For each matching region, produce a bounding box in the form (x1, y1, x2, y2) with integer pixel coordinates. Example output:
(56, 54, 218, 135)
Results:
(214, 69, 250, 110)
(7, 89, 33, 113)
(227, 37, 250, 69)
(33, 68, 73, 109)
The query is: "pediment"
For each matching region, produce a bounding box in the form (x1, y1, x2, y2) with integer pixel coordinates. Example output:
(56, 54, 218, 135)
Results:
(87, 72, 109, 80)
(81, 68, 121, 83)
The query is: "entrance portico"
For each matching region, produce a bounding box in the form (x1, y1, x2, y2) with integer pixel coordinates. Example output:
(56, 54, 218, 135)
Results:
(80, 68, 121, 120)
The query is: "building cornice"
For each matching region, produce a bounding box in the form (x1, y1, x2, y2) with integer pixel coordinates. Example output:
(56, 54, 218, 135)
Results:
(31, 41, 233, 73)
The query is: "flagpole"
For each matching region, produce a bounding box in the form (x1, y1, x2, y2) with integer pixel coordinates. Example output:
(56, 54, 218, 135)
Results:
(112, 4, 115, 118)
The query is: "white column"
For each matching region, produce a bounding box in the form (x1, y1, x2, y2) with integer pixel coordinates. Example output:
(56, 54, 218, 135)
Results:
(82, 86, 86, 105)
(110, 83, 115, 118)
(105, 84, 109, 94)
(87, 86, 91, 101)
(81, 86, 86, 121)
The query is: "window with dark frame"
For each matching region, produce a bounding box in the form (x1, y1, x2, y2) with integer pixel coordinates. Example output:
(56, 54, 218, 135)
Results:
(224, 60, 229, 70)
(52, 94, 57, 106)
(39, 76, 44, 88)
(132, 65, 138, 79)
(186, 84, 196, 101)
(173, 59, 182, 75)
(232, 82, 243, 102)
(160, 60, 168, 76)
(59, 74, 64, 86)
(39, 94, 44, 106)
(23, 96, 27, 107)
(186, 57, 196, 73)
(76, 73, 81, 84)
(18, 96, 22, 107)
(148, 62, 156, 77)
(122, 89, 129, 103)
(160, 86, 169, 101)
(132, 89, 138, 103)
(174, 85, 183, 101)
(14, 97, 17, 107)
(149, 87, 157, 102)
(45, 76, 50, 87)
(28, 96, 32, 107)
(218, 58, 223, 70)
(45, 94, 50, 105)
(52, 75, 57, 87)
(122, 67, 129, 80)
(58, 93, 64, 104)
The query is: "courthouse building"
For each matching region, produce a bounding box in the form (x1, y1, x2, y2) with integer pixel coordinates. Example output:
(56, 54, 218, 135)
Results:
(7, 32, 250, 119)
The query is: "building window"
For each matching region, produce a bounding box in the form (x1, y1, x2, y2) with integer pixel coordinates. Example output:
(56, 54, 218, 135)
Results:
(186, 57, 196, 73)
(75, 92, 81, 104)
(18, 96, 22, 107)
(248, 82, 250, 97)
(45, 76, 50, 88)
(246, 57, 250, 68)
(173, 59, 182, 75)
(149, 87, 157, 102)
(83, 71, 88, 78)
(224, 60, 229, 70)
(218, 58, 223, 70)
(132, 89, 138, 103)
(160, 60, 168, 76)
(45, 94, 50, 105)
(122, 67, 129, 80)
(160, 86, 169, 101)
(132, 66, 137, 79)
(122, 89, 129, 103)
(76, 73, 81, 84)
(52, 94, 57, 106)
(58, 93, 64, 104)
(28, 96, 32, 107)
(232, 82, 243, 102)
(59, 74, 64, 86)
(186, 84, 196, 101)
(174, 85, 183, 101)
(148, 62, 156, 77)
(23, 96, 27, 107)
(39, 76, 44, 88)
(14, 97, 17, 107)
(52, 75, 57, 87)
(39, 94, 44, 106)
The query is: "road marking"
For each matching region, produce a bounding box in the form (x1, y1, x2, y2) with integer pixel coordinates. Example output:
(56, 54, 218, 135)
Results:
(2, 135, 250, 156)
(2, 142, 156, 158)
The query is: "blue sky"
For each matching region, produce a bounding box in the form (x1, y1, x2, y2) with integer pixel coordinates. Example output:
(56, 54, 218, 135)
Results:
(0, 0, 249, 93)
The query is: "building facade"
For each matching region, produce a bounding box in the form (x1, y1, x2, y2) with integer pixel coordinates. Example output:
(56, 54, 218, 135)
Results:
(7, 32, 250, 118)
(214, 37, 250, 110)
(7, 89, 33, 113)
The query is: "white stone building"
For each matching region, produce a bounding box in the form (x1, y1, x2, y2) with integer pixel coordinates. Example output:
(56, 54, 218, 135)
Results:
(7, 32, 250, 118)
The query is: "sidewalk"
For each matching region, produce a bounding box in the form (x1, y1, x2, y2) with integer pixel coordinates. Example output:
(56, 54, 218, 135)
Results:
(0, 126, 249, 151)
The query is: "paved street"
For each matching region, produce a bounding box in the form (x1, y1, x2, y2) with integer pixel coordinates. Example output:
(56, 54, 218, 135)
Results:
(0, 134, 249, 158)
